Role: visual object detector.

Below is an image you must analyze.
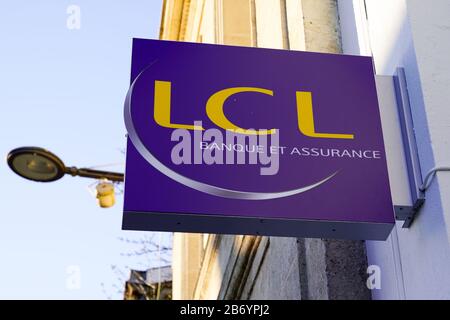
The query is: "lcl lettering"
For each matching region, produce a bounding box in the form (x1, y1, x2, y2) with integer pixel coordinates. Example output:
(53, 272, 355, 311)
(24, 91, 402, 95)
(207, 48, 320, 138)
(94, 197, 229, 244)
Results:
(153, 80, 354, 139)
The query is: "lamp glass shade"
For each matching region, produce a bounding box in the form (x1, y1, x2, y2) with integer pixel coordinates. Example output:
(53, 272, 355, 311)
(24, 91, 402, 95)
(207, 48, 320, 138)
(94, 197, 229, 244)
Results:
(7, 147, 66, 182)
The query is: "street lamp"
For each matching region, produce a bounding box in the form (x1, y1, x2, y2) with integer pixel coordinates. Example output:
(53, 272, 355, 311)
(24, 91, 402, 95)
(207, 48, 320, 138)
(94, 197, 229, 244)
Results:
(7, 146, 124, 208)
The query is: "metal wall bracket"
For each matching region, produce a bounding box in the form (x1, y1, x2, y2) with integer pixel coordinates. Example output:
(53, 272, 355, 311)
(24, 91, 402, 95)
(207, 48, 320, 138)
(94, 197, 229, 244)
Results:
(393, 68, 425, 228)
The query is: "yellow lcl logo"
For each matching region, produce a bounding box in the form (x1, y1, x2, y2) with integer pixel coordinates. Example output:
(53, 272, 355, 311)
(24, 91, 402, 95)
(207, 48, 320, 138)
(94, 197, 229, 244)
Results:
(153, 80, 354, 139)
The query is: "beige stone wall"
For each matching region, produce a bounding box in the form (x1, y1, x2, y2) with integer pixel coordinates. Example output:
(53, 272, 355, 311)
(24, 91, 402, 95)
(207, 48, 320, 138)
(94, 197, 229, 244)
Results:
(172, 233, 203, 300)
(302, 0, 342, 53)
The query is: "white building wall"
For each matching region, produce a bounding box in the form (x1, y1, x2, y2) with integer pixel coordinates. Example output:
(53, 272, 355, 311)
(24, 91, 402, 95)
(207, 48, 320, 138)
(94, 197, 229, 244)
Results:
(339, 0, 450, 299)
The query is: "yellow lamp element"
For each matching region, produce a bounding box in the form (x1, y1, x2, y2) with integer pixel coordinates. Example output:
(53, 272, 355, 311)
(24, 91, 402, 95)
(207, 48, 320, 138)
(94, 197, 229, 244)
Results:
(96, 181, 116, 208)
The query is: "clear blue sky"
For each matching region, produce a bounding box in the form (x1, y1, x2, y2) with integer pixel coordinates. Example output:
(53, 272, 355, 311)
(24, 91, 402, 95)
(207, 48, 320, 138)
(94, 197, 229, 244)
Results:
(0, 0, 170, 299)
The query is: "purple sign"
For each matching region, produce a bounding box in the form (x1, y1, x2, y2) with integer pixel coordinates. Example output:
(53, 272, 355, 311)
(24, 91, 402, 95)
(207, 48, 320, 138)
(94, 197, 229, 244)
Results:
(123, 38, 394, 240)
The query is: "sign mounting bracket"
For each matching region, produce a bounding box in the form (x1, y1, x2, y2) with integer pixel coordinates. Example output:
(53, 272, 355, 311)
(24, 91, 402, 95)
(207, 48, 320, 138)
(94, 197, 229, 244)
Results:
(392, 68, 425, 228)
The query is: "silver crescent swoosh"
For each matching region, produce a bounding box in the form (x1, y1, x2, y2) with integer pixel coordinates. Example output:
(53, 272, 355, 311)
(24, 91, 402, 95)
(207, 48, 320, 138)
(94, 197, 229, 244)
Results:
(124, 62, 339, 200)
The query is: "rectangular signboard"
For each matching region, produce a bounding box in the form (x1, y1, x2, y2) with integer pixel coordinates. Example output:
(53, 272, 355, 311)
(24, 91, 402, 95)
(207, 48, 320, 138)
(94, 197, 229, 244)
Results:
(122, 38, 395, 240)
